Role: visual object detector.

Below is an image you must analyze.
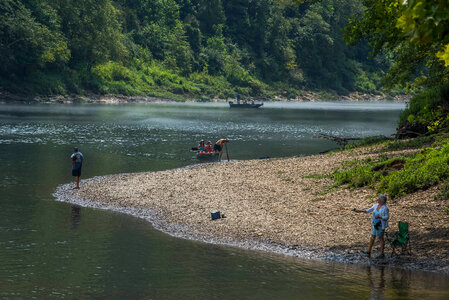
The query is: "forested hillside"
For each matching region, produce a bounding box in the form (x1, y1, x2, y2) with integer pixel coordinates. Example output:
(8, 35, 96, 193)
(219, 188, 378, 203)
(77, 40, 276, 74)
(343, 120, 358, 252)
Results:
(0, 0, 389, 99)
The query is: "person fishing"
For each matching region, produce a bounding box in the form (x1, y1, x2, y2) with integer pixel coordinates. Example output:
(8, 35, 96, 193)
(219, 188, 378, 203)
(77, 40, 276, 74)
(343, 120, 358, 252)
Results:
(214, 138, 229, 161)
(353, 194, 389, 259)
(70, 147, 84, 189)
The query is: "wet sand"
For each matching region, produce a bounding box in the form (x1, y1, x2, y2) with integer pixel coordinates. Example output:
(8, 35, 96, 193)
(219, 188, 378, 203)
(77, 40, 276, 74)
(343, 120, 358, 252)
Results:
(55, 146, 449, 274)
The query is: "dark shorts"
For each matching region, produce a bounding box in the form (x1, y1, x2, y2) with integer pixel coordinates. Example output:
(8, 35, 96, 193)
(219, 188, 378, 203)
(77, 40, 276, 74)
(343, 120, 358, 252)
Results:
(72, 166, 82, 177)
(214, 144, 222, 152)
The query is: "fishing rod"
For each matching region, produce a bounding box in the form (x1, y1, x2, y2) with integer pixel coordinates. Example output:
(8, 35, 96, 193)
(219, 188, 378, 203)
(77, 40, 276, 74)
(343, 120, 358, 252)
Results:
(59, 169, 72, 181)
(61, 156, 87, 181)
(337, 207, 359, 212)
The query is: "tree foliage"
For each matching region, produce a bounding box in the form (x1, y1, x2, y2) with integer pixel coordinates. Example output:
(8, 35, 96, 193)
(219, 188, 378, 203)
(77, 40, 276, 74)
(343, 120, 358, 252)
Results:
(0, 0, 70, 75)
(344, 0, 449, 89)
(0, 0, 390, 97)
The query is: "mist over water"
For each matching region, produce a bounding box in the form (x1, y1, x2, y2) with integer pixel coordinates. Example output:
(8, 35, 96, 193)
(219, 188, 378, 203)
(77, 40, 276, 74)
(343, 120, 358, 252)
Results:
(1, 101, 449, 299)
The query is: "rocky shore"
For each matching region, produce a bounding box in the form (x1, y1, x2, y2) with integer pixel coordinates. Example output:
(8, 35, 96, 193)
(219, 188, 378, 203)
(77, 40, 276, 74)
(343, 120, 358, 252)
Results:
(54, 145, 449, 274)
(1, 90, 409, 104)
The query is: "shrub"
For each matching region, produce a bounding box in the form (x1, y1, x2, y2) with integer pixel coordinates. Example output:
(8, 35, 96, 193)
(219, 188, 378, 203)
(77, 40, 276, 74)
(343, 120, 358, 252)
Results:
(333, 139, 449, 195)
(92, 61, 132, 82)
(378, 145, 449, 198)
(385, 135, 436, 151)
(398, 85, 449, 135)
(332, 164, 379, 188)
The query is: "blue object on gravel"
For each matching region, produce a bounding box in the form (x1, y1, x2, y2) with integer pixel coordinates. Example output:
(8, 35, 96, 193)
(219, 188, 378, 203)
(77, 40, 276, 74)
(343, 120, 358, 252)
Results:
(211, 211, 221, 220)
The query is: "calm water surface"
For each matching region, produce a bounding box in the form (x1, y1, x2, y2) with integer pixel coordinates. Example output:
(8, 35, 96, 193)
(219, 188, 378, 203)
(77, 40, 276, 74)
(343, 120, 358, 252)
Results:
(1, 101, 448, 299)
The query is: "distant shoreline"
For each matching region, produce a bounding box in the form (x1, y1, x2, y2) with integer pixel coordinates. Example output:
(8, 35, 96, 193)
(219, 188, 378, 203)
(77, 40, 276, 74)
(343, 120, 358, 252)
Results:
(54, 145, 449, 274)
(0, 90, 410, 104)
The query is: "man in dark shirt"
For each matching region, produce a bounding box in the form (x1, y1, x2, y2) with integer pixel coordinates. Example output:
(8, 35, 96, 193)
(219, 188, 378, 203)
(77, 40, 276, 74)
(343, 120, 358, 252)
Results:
(71, 147, 84, 189)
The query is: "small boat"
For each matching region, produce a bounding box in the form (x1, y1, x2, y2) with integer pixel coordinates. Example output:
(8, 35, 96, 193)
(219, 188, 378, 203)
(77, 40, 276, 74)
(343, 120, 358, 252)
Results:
(196, 152, 219, 160)
(229, 101, 263, 108)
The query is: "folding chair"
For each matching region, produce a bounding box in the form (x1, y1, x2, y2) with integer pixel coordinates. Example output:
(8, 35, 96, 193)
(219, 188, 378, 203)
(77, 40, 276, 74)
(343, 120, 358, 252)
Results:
(387, 221, 411, 256)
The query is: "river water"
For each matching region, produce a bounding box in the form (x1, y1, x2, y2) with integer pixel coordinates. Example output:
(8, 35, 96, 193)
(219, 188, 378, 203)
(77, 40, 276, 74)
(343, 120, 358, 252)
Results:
(1, 101, 448, 299)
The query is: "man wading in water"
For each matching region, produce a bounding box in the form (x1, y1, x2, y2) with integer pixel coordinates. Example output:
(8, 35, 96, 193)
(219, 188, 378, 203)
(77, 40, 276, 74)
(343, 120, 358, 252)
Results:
(214, 138, 229, 161)
(71, 147, 84, 189)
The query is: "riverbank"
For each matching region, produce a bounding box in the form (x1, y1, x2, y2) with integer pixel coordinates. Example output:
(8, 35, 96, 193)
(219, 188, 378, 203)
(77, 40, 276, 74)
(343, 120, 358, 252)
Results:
(1, 90, 410, 104)
(54, 143, 449, 274)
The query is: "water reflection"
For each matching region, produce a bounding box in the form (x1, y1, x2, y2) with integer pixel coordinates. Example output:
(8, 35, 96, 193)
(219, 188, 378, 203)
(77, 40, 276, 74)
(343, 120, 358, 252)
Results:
(367, 266, 386, 300)
(389, 267, 413, 299)
(71, 205, 81, 230)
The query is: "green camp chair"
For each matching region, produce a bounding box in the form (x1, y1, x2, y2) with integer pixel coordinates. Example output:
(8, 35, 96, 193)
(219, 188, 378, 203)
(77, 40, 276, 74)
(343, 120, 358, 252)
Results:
(387, 222, 411, 256)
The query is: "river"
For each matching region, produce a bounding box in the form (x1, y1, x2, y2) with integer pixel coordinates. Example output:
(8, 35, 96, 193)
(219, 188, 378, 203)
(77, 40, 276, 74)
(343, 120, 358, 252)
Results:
(1, 101, 448, 299)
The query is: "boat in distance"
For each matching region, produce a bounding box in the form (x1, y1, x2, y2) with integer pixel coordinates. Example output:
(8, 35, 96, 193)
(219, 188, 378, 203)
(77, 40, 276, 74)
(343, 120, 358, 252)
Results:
(229, 101, 263, 108)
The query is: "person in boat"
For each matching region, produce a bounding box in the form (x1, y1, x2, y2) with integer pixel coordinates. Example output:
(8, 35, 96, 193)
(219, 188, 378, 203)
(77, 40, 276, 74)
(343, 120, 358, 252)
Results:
(70, 147, 84, 189)
(204, 141, 213, 153)
(237, 93, 241, 104)
(214, 138, 229, 161)
(197, 140, 205, 153)
(353, 194, 389, 259)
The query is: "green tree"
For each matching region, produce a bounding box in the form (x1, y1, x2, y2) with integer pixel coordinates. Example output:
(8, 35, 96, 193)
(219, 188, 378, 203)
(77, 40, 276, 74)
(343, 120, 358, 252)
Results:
(246, 0, 271, 60)
(202, 25, 227, 75)
(55, 0, 127, 67)
(164, 20, 193, 74)
(0, 0, 394, 97)
(344, 0, 449, 89)
(264, 3, 296, 80)
(397, 0, 449, 67)
(196, 0, 226, 36)
(0, 0, 69, 75)
(223, 0, 250, 44)
(289, 0, 384, 93)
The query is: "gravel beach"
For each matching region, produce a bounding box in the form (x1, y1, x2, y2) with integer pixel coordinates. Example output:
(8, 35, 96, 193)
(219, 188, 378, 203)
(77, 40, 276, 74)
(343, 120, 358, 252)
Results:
(55, 145, 449, 274)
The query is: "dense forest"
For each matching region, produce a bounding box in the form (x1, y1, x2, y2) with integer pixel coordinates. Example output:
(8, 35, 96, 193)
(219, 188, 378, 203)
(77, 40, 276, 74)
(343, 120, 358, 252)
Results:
(344, 0, 449, 135)
(0, 0, 391, 99)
